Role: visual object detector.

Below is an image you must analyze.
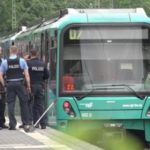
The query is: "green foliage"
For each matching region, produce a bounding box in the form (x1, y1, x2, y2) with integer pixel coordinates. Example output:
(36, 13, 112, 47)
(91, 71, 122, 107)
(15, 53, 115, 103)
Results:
(0, 0, 12, 33)
(0, 0, 150, 33)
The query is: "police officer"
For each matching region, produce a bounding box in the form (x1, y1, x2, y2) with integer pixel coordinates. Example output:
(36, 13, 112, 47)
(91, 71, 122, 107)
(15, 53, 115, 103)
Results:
(0, 47, 8, 129)
(23, 53, 30, 61)
(27, 49, 49, 129)
(0, 45, 31, 130)
(19, 53, 31, 128)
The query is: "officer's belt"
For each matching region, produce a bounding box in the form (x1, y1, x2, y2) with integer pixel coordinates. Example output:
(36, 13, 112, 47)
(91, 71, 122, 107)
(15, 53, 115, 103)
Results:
(6, 80, 24, 83)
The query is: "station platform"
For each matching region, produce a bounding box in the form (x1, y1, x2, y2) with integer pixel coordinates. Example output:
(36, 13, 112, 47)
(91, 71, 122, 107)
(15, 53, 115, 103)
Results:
(0, 117, 102, 150)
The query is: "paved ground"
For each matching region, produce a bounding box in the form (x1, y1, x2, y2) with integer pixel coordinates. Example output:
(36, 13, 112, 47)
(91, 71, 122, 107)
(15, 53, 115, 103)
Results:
(0, 117, 102, 150)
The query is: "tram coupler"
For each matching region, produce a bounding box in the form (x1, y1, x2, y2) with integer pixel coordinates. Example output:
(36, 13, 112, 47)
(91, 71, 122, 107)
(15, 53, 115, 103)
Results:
(101, 123, 126, 143)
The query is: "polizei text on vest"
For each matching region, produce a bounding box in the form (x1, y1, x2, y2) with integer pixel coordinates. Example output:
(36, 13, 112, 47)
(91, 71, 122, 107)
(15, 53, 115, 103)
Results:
(32, 67, 44, 71)
(9, 65, 19, 69)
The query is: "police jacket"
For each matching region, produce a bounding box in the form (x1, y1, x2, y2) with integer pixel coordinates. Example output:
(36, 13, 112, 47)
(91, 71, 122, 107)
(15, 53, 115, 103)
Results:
(27, 58, 49, 84)
(0, 58, 4, 90)
(6, 57, 24, 80)
(0, 58, 3, 66)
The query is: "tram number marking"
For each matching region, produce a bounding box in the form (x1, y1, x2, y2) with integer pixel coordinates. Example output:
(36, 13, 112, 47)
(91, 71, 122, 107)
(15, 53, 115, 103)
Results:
(81, 113, 92, 118)
(69, 29, 82, 40)
(66, 84, 74, 90)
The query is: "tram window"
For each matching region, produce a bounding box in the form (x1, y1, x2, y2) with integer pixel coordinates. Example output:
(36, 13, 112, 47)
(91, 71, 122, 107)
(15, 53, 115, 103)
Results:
(50, 48, 57, 80)
(30, 45, 33, 49)
(12, 41, 14, 45)
(51, 38, 57, 48)
(26, 46, 29, 52)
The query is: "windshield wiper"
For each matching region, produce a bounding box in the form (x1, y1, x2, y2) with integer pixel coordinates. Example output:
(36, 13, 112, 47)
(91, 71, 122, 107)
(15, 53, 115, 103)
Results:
(76, 84, 145, 101)
(117, 84, 145, 100)
(76, 87, 124, 101)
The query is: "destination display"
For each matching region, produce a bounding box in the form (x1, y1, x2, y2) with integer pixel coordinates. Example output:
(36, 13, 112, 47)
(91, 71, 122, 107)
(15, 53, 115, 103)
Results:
(68, 27, 149, 40)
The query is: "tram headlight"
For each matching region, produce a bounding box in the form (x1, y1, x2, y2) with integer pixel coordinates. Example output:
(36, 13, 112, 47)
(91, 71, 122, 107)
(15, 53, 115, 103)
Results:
(64, 107, 70, 113)
(146, 106, 150, 117)
(69, 112, 76, 118)
(63, 101, 76, 117)
(63, 101, 70, 108)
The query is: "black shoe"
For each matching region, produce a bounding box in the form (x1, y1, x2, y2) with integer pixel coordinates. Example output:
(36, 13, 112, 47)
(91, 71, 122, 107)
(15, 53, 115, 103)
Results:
(0, 124, 8, 129)
(9, 127, 16, 130)
(23, 125, 30, 133)
(41, 126, 46, 129)
(0, 127, 2, 130)
(19, 124, 24, 128)
(35, 125, 39, 128)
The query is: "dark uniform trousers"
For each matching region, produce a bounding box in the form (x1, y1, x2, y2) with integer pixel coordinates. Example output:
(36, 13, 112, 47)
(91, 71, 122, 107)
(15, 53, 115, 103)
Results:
(7, 81, 30, 127)
(28, 83, 46, 126)
(0, 84, 6, 126)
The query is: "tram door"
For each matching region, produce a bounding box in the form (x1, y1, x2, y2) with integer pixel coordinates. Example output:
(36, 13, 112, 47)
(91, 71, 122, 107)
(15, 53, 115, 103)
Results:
(45, 31, 49, 65)
(40, 33, 44, 61)
(47, 35, 57, 127)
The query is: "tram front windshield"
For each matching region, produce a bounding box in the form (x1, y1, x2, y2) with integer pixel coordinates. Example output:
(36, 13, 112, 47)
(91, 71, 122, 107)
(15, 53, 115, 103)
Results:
(62, 25, 150, 94)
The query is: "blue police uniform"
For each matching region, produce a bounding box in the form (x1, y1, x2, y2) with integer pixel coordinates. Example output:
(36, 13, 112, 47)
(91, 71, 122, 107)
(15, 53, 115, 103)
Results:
(0, 55, 30, 129)
(27, 58, 49, 129)
(0, 58, 7, 128)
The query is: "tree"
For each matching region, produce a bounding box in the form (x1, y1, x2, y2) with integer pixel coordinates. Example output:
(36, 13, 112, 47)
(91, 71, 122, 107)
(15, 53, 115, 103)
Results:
(0, 0, 12, 33)
(0, 0, 150, 34)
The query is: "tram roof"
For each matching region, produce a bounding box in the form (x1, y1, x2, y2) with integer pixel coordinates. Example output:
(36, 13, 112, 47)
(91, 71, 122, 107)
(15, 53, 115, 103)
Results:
(26, 8, 148, 27)
(43, 8, 150, 30)
(65, 8, 147, 15)
(16, 8, 150, 39)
